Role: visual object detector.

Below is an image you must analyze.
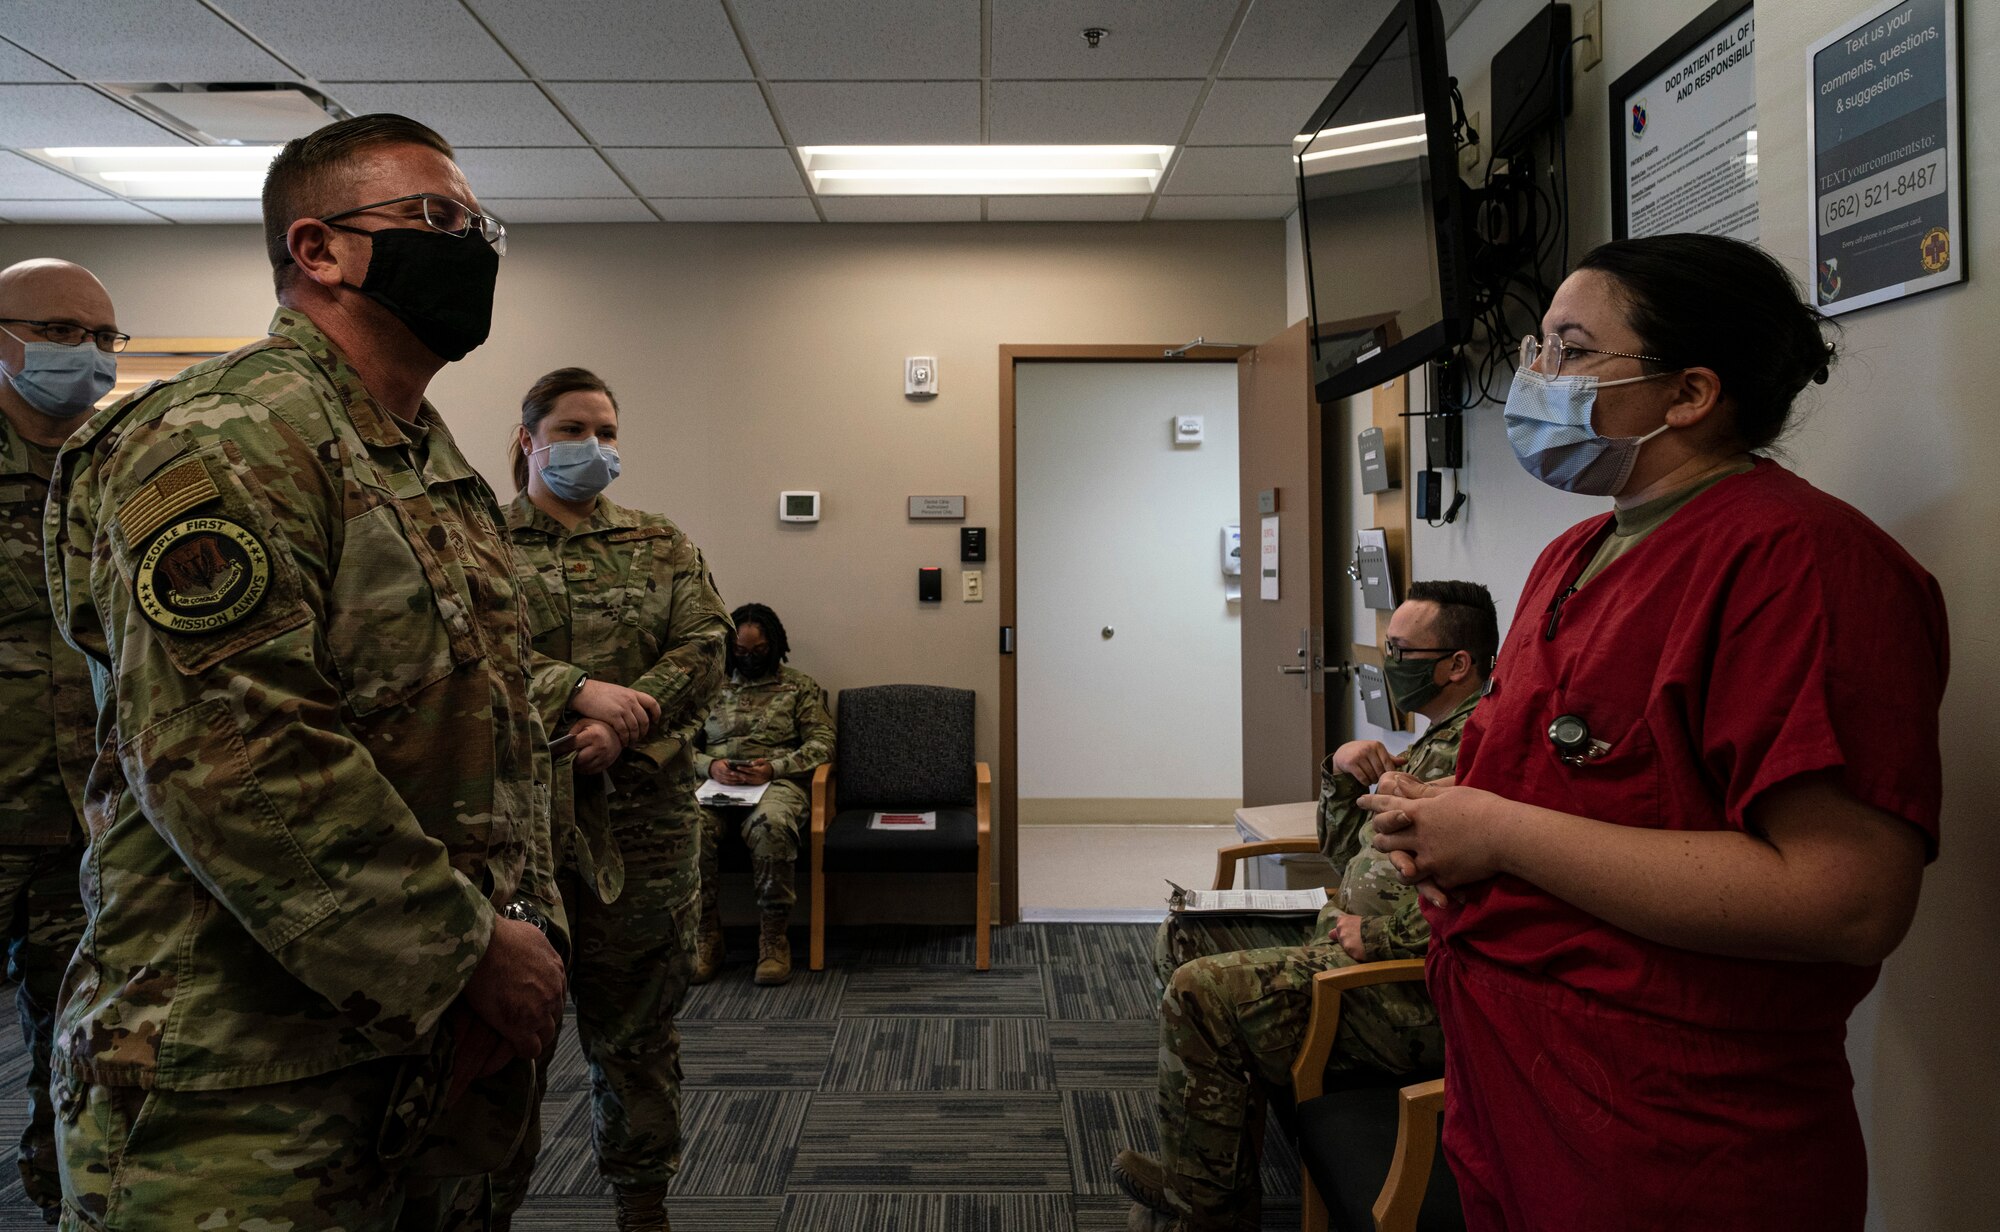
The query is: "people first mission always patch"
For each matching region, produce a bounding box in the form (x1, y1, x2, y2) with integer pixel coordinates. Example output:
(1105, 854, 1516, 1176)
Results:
(135, 516, 272, 634)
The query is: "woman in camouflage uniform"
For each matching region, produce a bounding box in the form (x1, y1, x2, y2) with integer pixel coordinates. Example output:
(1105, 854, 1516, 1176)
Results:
(499, 367, 731, 1231)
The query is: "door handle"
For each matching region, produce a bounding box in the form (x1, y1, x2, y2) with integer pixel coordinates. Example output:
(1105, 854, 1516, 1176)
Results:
(1278, 665, 1309, 675)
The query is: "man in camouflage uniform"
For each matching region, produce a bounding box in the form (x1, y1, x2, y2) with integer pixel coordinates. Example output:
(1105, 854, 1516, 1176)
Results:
(0, 258, 120, 1223)
(43, 115, 658, 1230)
(1119, 583, 1497, 1232)
(498, 375, 732, 1226)
(691, 603, 835, 986)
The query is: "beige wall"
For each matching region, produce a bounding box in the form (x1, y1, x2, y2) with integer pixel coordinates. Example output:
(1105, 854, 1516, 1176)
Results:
(0, 217, 1287, 894)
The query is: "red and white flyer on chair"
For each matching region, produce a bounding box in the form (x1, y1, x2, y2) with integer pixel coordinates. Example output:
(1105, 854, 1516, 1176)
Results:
(868, 812, 938, 831)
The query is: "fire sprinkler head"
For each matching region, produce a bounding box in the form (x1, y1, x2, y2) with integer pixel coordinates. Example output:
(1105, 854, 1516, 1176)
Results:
(1081, 27, 1107, 49)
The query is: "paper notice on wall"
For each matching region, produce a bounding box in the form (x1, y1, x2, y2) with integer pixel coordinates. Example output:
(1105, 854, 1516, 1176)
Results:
(1620, 7, 1758, 241)
(1260, 516, 1279, 601)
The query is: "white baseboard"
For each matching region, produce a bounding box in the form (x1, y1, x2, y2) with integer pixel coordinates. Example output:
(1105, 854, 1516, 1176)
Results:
(1020, 907, 1168, 924)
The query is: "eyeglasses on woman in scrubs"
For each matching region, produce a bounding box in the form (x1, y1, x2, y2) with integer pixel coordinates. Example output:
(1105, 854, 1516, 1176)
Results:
(1519, 333, 1666, 377)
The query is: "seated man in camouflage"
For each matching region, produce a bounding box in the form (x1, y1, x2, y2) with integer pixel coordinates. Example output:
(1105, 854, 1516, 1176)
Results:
(691, 603, 834, 986)
(1118, 581, 1496, 1232)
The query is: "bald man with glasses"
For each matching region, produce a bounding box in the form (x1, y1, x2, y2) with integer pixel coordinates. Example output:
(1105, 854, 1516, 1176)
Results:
(0, 257, 120, 1223)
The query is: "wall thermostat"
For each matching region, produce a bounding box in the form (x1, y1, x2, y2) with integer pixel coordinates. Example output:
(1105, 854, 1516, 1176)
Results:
(1173, 415, 1205, 445)
(905, 356, 938, 397)
(778, 491, 821, 522)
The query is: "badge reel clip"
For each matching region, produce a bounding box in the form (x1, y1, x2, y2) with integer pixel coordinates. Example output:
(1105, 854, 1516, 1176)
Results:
(1548, 714, 1612, 767)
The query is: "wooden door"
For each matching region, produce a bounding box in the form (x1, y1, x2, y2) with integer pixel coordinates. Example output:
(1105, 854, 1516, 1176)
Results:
(1235, 321, 1328, 807)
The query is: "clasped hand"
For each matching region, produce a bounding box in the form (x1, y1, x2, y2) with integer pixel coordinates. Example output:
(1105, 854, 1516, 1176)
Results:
(1359, 772, 1511, 906)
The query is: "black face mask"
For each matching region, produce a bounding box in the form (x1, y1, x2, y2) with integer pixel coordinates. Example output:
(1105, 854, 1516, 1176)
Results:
(732, 649, 774, 678)
(335, 225, 499, 361)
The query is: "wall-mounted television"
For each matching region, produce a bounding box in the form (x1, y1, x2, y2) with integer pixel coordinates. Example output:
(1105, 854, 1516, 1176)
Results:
(1294, 0, 1469, 405)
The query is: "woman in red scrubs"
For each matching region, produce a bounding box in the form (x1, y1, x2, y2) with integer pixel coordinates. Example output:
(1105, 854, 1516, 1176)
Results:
(1364, 234, 1947, 1232)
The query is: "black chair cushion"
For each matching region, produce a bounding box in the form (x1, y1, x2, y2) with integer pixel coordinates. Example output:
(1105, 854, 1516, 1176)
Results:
(835, 684, 976, 810)
(822, 807, 980, 873)
(1294, 1077, 1462, 1232)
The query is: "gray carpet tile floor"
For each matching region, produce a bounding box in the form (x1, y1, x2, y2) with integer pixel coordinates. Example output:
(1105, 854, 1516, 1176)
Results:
(0, 924, 1307, 1231)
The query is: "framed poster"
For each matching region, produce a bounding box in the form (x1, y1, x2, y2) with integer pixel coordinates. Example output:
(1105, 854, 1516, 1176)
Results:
(1610, 1, 1757, 242)
(1807, 0, 1964, 316)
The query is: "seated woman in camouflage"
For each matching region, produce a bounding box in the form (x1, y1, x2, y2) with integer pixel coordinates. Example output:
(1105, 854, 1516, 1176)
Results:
(1119, 581, 1496, 1232)
(692, 603, 835, 986)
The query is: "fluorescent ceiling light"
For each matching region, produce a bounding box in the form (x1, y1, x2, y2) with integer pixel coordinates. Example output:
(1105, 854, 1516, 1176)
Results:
(1294, 113, 1428, 174)
(799, 145, 1175, 196)
(28, 146, 281, 199)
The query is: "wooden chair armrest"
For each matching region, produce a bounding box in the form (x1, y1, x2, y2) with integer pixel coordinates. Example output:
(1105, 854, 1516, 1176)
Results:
(1374, 1077, 1447, 1232)
(1290, 958, 1428, 1101)
(1211, 837, 1323, 890)
(811, 763, 833, 834)
(975, 762, 991, 834)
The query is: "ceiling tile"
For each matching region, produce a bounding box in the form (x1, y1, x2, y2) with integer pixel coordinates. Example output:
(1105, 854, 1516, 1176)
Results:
(326, 82, 582, 147)
(1222, 0, 1396, 79)
(454, 148, 629, 198)
(986, 195, 1150, 222)
(138, 199, 266, 223)
(0, 85, 188, 147)
(486, 197, 657, 223)
(0, 39, 68, 83)
(1163, 146, 1296, 196)
(991, 1, 1237, 80)
(1150, 194, 1296, 220)
(647, 197, 820, 222)
(7, 2, 297, 83)
(606, 148, 803, 197)
(821, 196, 981, 223)
(731, 0, 978, 80)
(0, 152, 110, 199)
(988, 80, 1202, 145)
(468, 0, 751, 80)
(770, 82, 979, 146)
(549, 83, 780, 147)
(216, 0, 523, 81)
(0, 199, 168, 223)
(1187, 79, 1333, 146)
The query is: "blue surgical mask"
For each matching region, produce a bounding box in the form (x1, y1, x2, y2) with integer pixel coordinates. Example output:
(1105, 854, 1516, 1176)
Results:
(1502, 365, 1676, 496)
(1, 326, 116, 418)
(532, 439, 620, 502)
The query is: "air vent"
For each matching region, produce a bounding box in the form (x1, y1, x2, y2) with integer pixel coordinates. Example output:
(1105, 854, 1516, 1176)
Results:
(124, 84, 338, 144)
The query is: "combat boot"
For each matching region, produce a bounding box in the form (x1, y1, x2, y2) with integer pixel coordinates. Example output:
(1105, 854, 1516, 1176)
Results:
(613, 1183, 671, 1231)
(690, 888, 724, 985)
(755, 906, 793, 985)
(1113, 1149, 1172, 1216)
(752, 857, 794, 985)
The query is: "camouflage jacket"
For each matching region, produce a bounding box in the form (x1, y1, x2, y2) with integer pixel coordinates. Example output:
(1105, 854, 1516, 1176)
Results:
(1313, 690, 1479, 960)
(46, 309, 563, 1091)
(0, 414, 89, 846)
(692, 664, 835, 782)
(504, 493, 731, 771)
(506, 494, 729, 901)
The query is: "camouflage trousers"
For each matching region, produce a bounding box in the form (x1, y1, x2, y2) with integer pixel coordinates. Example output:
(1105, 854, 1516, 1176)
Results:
(1155, 930, 1440, 1222)
(696, 777, 807, 909)
(54, 1059, 486, 1231)
(0, 842, 86, 1218)
(493, 771, 699, 1215)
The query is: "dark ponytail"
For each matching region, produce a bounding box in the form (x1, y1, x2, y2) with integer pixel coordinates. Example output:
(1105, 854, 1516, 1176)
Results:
(1575, 235, 1836, 451)
(514, 367, 619, 491)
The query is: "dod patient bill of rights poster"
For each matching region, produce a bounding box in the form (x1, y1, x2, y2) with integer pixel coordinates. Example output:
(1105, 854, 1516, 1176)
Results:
(1808, 0, 1963, 316)
(1616, 4, 1757, 242)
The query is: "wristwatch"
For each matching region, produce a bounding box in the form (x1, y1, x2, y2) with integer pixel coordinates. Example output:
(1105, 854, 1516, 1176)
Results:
(502, 900, 551, 936)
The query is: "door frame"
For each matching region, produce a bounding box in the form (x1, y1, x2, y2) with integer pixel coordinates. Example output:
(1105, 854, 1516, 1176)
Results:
(996, 343, 1251, 922)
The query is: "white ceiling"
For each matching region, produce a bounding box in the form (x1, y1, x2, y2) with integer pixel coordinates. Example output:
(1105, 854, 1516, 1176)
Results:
(0, 0, 1485, 225)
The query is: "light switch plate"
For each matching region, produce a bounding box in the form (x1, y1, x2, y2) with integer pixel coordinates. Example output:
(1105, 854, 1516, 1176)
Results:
(962, 570, 983, 602)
